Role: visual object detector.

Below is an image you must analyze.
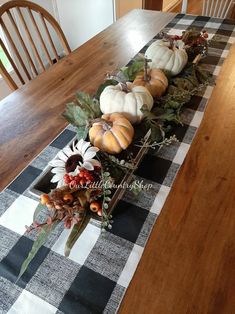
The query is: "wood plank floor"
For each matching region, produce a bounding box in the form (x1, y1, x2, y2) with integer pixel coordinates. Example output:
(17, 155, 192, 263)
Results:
(170, 0, 203, 15)
(170, 0, 235, 18)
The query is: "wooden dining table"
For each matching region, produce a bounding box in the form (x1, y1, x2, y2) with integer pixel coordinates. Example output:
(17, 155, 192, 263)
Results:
(1, 9, 235, 314)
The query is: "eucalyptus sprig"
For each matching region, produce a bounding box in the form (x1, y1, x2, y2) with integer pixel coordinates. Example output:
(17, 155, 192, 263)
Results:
(100, 152, 137, 171)
(99, 166, 113, 230)
(157, 63, 213, 117)
(135, 134, 178, 150)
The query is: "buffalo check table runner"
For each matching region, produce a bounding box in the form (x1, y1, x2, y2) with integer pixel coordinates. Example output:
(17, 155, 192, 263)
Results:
(1, 14, 235, 314)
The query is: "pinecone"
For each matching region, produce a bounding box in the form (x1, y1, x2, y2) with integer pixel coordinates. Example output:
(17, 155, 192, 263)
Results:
(40, 186, 103, 229)
(43, 186, 86, 228)
(47, 186, 84, 211)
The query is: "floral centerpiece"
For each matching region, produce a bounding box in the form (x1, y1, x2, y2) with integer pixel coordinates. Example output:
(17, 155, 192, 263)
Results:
(18, 28, 213, 279)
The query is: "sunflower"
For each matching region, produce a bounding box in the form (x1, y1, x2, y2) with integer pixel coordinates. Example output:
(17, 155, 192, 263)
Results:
(49, 139, 100, 187)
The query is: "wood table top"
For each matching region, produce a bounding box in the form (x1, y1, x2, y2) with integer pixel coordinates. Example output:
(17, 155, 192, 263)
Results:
(1, 9, 235, 314)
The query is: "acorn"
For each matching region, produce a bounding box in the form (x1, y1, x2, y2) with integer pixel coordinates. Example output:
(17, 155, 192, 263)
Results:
(40, 194, 50, 205)
(63, 193, 74, 203)
(90, 202, 101, 213)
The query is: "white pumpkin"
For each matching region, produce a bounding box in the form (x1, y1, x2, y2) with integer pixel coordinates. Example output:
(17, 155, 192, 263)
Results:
(145, 39, 188, 76)
(100, 82, 153, 124)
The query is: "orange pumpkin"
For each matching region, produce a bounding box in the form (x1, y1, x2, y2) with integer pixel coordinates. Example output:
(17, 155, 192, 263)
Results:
(133, 68, 168, 98)
(89, 113, 134, 154)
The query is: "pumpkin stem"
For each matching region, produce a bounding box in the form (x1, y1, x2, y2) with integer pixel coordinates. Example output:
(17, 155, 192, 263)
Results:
(92, 118, 113, 130)
(138, 54, 151, 82)
(120, 82, 129, 93)
(144, 58, 149, 82)
(107, 74, 130, 93)
(160, 31, 174, 49)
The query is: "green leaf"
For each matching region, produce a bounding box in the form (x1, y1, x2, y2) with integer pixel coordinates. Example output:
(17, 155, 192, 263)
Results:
(120, 59, 144, 81)
(62, 91, 101, 128)
(163, 100, 182, 110)
(75, 91, 101, 119)
(130, 180, 143, 196)
(77, 126, 88, 141)
(141, 104, 159, 120)
(155, 109, 178, 122)
(173, 77, 197, 91)
(33, 203, 45, 221)
(95, 79, 118, 100)
(17, 221, 58, 281)
(195, 67, 213, 85)
(62, 103, 87, 127)
(64, 212, 91, 257)
(150, 125, 163, 142)
(163, 86, 192, 105)
(142, 105, 178, 123)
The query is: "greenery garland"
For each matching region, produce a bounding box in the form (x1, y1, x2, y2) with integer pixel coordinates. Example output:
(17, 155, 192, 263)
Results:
(18, 28, 214, 279)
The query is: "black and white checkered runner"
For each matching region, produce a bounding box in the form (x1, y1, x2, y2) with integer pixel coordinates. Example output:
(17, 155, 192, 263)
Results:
(0, 14, 234, 314)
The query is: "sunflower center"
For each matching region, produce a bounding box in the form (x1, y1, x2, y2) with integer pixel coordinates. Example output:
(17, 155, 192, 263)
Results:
(65, 154, 83, 173)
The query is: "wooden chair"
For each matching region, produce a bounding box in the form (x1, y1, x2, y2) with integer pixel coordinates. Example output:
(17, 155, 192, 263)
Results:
(0, 0, 71, 91)
(181, 0, 234, 17)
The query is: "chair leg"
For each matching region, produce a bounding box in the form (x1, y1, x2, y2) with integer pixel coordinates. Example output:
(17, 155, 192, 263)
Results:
(181, 0, 188, 13)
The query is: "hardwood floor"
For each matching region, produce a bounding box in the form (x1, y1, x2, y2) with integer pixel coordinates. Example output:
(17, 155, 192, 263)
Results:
(168, 0, 235, 18)
(169, 0, 203, 15)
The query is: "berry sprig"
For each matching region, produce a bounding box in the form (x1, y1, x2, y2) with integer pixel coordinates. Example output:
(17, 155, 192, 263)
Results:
(64, 168, 95, 187)
(169, 29, 209, 47)
(189, 30, 208, 46)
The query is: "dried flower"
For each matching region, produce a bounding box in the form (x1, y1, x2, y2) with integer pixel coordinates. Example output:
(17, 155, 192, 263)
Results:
(49, 139, 100, 187)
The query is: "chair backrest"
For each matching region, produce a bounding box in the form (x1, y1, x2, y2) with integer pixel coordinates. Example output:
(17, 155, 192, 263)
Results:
(0, 0, 71, 91)
(202, 0, 234, 17)
(181, 0, 234, 18)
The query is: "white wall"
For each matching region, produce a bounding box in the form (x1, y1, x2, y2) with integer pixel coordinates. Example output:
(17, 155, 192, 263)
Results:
(56, 0, 115, 51)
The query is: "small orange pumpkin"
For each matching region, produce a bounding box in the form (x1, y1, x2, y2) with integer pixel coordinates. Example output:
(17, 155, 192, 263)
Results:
(89, 113, 134, 154)
(133, 68, 168, 98)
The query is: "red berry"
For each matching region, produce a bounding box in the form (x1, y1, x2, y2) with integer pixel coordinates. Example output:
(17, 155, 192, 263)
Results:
(80, 179, 85, 185)
(171, 35, 180, 40)
(70, 180, 77, 188)
(75, 176, 80, 182)
(64, 174, 71, 184)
